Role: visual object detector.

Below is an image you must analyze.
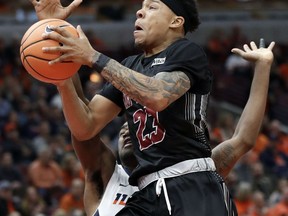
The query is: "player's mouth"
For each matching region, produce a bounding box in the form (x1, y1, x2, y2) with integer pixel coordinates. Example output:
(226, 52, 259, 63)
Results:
(134, 24, 144, 33)
(123, 138, 133, 148)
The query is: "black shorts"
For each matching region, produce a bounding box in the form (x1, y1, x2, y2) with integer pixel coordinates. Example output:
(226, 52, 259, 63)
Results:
(116, 171, 237, 216)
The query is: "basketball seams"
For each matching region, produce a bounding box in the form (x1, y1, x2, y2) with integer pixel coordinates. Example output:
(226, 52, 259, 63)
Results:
(24, 54, 74, 63)
(21, 39, 51, 55)
(23, 57, 68, 82)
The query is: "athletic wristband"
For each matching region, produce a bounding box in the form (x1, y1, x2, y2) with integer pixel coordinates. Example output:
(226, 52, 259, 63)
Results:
(92, 54, 110, 73)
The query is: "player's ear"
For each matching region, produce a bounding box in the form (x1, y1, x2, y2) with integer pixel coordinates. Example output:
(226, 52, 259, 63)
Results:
(170, 16, 185, 30)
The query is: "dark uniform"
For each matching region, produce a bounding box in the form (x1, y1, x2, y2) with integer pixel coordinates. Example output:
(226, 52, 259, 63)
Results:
(100, 38, 237, 216)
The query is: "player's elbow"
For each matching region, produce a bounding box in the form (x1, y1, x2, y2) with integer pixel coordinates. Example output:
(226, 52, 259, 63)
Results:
(239, 136, 257, 151)
(145, 98, 168, 112)
(72, 129, 96, 142)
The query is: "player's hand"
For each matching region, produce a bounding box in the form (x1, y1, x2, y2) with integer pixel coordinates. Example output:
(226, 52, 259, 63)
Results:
(42, 25, 96, 66)
(231, 39, 275, 64)
(29, 0, 82, 20)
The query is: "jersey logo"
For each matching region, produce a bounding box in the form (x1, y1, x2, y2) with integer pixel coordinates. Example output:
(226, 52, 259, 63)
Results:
(151, 57, 166, 67)
(113, 193, 129, 205)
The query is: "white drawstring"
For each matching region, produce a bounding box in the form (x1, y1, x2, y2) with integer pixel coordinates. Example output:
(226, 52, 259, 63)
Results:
(156, 178, 172, 215)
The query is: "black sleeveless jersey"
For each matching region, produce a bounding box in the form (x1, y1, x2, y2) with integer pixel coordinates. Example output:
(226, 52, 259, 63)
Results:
(100, 38, 213, 186)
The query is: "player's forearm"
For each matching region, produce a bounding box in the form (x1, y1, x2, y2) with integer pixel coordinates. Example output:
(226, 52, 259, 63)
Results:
(234, 60, 272, 146)
(72, 73, 89, 105)
(57, 79, 97, 140)
(91, 53, 189, 111)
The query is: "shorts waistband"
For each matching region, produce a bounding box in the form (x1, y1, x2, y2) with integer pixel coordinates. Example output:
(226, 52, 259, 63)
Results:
(138, 157, 216, 190)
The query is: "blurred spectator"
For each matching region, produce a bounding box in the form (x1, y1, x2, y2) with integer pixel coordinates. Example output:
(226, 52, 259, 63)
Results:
(260, 120, 288, 178)
(0, 181, 16, 215)
(61, 153, 84, 189)
(251, 162, 274, 199)
(252, 120, 270, 157)
(0, 152, 23, 187)
(225, 169, 239, 197)
(225, 26, 248, 52)
(0, 95, 12, 123)
(31, 121, 52, 154)
(8, 211, 21, 216)
(234, 182, 253, 216)
(234, 152, 255, 183)
(28, 148, 64, 206)
(1, 128, 28, 164)
(266, 186, 288, 216)
(49, 135, 67, 164)
(268, 178, 288, 207)
(211, 111, 236, 144)
(205, 28, 228, 66)
(59, 178, 84, 214)
(52, 208, 67, 216)
(20, 106, 42, 139)
(248, 191, 268, 216)
(2, 110, 18, 135)
(20, 186, 46, 216)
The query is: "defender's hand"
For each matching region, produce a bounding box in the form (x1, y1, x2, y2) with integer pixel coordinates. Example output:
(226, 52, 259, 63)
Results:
(29, 0, 82, 20)
(231, 39, 275, 64)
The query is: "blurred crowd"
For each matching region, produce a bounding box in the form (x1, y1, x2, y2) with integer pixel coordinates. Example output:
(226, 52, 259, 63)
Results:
(0, 2, 288, 216)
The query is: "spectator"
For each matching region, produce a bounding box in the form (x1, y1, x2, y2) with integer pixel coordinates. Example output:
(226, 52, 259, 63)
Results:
(251, 162, 274, 199)
(0, 181, 15, 215)
(61, 153, 84, 189)
(59, 178, 84, 214)
(266, 186, 288, 216)
(248, 191, 268, 216)
(268, 178, 288, 207)
(52, 208, 67, 216)
(20, 186, 46, 216)
(31, 121, 52, 154)
(234, 182, 253, 216)
(211, 111, 236, 143)
(1, 128, 27, 164)
(0, 152, 23, 187)
(28, 148, 64, 206)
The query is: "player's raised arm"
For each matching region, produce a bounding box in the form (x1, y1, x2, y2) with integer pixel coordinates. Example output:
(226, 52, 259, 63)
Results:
(29, 0, 82, 20)
(212, 39, 275, 178)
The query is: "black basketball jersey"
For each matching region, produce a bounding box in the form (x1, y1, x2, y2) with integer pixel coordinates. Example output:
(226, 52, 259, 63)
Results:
(100, 38, 213, 186)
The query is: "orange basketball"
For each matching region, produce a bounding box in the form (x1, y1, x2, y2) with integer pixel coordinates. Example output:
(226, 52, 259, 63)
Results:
(19, 18, 81, 83)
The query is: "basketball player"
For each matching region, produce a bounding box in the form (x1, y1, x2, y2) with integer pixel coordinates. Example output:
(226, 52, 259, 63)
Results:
(68, 41, 275, 216)
(37, 0, 275, 215)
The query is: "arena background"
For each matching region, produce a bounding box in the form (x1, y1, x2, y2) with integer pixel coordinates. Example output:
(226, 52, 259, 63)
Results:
(0, 1, 288, 215)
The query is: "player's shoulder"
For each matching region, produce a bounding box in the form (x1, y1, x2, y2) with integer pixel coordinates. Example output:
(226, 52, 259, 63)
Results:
(169, 38, 206, 54)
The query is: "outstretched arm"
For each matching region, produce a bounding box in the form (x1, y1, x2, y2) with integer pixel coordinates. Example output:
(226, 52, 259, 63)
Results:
(212, 39, 275, 178)
(29, 0, 82, 20)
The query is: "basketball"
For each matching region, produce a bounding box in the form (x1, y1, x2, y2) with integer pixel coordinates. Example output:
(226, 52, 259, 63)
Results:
(19, 18, 81, 83)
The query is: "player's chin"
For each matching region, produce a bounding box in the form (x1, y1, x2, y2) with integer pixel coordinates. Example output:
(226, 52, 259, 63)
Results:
(134, 38, 144, 49)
